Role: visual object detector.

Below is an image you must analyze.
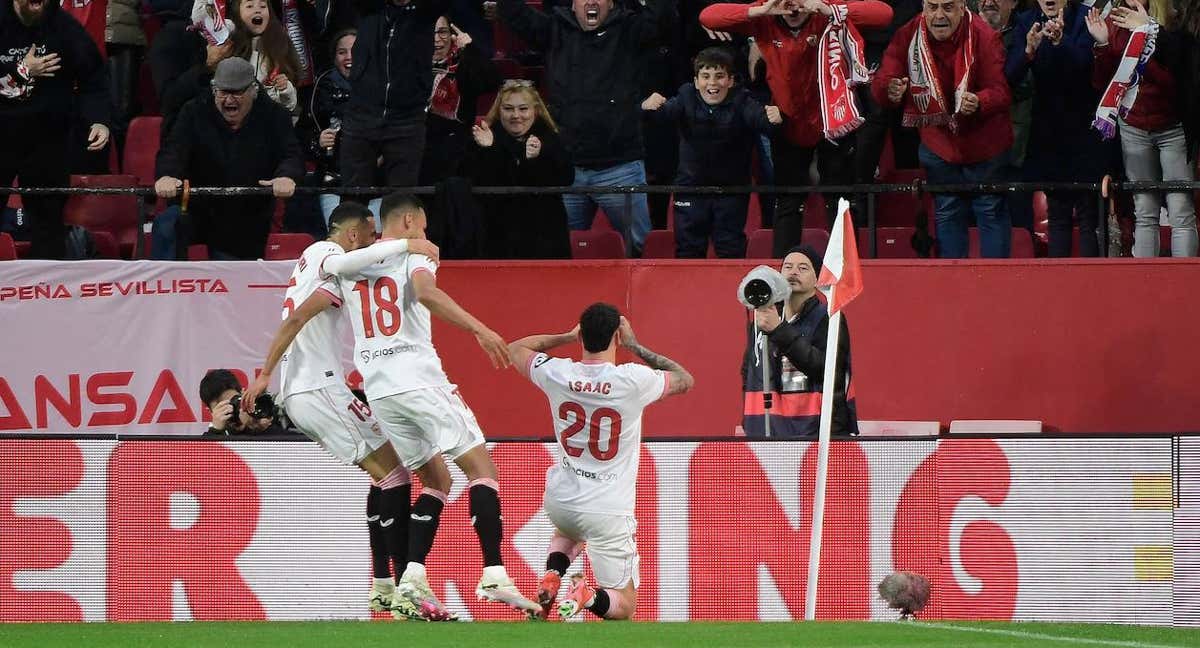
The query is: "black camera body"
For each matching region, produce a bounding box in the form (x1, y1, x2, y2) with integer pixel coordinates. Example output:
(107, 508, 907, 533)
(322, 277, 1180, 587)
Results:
(229, 392, 277, 420)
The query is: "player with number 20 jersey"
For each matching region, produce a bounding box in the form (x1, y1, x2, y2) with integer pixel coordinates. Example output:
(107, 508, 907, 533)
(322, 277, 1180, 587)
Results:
(508, 303, 694, 621)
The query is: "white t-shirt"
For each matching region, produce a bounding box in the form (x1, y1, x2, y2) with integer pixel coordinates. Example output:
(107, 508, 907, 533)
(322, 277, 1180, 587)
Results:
(278, 241, 347, 400)
(528, 354, 669, 516)
(339, 252, 450, 400)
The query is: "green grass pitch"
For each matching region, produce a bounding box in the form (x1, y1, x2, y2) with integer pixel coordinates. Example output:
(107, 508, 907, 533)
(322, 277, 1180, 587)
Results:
(1, 621, 1197, 648)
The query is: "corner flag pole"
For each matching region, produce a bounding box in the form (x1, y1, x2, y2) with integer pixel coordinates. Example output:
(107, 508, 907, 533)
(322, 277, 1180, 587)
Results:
(804, 284, 841, 620)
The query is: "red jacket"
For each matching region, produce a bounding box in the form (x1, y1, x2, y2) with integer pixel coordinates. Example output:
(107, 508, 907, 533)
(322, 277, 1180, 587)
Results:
(871, 13, 1012, 165)
(1091, 21, 1180, 133)
(700, 1, 893, 147)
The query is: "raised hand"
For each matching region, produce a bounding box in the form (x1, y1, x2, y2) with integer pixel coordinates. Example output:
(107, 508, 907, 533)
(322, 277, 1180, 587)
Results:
(1026, 21, 1046, 57)
(476, 327, 512, 368)
(1085, 7, 1109, 45)
(319, 128, 338, 148)
(749, 0, 794, 18)
(641, 92, 667, 111)
(272, 73, 290, 92)
(451, 23, 473, 49)
(959, 91, 980, 116)
(525, 135, 542, 159)
(765, 105, 783, 125)
(1044, 17, 1065, 45)
(887, 77, 909, 104)
(472, 120, 494, 147)
(87, 124, 110, 152)
(22, 47, 61, 78)
(408, 239, 441, 264)
(155, 176, 182, 199)
(798, 0, 832, 16)
(258, 177, 297, 198)
(1112, 0, 1151, 30)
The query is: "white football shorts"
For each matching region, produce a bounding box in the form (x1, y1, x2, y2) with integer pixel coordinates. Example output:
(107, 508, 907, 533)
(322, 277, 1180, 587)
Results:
(284, 385, 389, 465)
(369, 386, 486, 471)
(543, 497, 640, 589)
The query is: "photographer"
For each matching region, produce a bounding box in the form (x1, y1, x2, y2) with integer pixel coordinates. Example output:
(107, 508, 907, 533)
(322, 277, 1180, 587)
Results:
(199, 369, 287, 436)
(741, 245, 858, 438)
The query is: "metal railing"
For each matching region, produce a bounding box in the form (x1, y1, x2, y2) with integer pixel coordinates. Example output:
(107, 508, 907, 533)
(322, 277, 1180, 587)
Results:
(4, 179, 1198, 259)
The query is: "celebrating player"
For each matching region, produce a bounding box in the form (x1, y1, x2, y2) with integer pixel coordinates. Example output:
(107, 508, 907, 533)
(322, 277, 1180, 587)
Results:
(242, 201, 441, 618)
(328, 192, 539, 619)
(508, 305, 694, 620)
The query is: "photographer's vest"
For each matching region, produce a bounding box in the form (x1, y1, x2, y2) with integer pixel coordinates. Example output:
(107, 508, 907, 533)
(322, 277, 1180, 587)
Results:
(742, 300, 857, 437)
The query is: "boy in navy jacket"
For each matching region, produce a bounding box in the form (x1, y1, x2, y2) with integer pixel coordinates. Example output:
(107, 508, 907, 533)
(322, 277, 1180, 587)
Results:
(642, 47, 780, 258)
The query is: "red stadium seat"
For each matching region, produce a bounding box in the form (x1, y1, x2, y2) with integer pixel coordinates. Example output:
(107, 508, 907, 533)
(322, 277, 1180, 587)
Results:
(589, 208, 616, 232)
(0, 232, 15, 261)
(265, 233, 316, 260)
(64, 175, 142, 258)
(857, 227, 922, 259)
(876, 169, 933, 227)
(967, 227, 1036, 258)
(746, 192, 763, 233)
(123, 116, 162, 187)
(801, 227, 830, 258)
(641, 229, 675, 259)
(90, 230, 120, 258)
(746, 228, 773, 259)
(187, 244, 209, 260)
(569, 230, 625, 259)
(804, 192, 828, 229)
(14, 240, 29, 258)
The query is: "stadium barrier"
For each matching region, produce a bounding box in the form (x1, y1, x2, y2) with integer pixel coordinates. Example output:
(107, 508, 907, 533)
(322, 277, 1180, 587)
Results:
(2, 259, 1200, 436)
(4, 179, 1200, 259)
(1, 437, 1195, 624)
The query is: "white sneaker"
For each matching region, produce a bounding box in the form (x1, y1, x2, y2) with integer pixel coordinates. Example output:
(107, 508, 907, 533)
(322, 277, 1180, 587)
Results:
(476, 566, 541, 614)
(395, 574, 456, 622)
(368, 581, 394, 613)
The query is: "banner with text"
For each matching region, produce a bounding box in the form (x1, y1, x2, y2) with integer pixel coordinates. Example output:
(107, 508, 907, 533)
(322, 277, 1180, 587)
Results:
(1, 438, 1190, 625)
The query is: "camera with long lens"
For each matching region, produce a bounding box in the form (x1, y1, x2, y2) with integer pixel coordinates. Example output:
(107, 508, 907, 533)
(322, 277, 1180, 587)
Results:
(228, 392, 277, 421)
(737, 265, 791, 309)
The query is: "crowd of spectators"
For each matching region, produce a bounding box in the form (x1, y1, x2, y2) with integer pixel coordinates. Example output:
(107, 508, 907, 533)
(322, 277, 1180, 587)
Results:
(0, 0, 1197, 260)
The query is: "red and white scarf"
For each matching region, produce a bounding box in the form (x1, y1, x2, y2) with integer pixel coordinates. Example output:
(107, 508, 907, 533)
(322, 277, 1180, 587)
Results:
(903, 11, 975, 132)
(817, 4, 869, 141)
(429, 46, 463, 122)
(1092, 21, 1158, 140)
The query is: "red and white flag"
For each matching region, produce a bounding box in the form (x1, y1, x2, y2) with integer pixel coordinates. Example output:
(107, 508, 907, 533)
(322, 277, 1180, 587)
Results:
(816, 198, 863, 315)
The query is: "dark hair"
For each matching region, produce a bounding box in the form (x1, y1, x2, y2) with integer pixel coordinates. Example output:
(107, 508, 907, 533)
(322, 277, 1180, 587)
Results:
(381, 193, 425, 224)
(199, 369, 241, 408)
(230, 0, 302, 83)
(330, 28, 357, 61)
(693, 47, 735, 76)
(579, 303, 621, 353)
(328, 201, 372, 232)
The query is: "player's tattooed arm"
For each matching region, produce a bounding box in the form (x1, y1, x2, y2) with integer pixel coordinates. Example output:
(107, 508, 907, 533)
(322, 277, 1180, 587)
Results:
(507, 325, 579, 377)
(619, 317, 695, 396)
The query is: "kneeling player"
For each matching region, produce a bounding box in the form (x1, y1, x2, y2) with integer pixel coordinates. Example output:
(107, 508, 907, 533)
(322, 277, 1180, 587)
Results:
(508, 305, 693, 620)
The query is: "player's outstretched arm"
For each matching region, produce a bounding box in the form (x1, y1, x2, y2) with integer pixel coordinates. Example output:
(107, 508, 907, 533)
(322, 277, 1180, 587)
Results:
(243, 290, 335, 411)
(412, 270, 512, 368)
(507, 325, 580, 377)
(322, 238, 440, 277)
(618, 317, 694, 397)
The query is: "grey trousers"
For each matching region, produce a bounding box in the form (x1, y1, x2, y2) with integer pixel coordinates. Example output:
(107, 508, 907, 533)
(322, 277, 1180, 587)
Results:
(1119, 120, 1197, 257)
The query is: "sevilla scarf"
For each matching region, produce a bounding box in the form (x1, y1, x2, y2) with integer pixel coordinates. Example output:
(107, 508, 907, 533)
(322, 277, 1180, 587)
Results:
(429, 46, 463, 122)
(280, 0, 315, 86)
(817, 4, 869, 141)
(903, 11, 975, 131)
(190, 0, 233, 47)
(1092, 21, 1158, 140)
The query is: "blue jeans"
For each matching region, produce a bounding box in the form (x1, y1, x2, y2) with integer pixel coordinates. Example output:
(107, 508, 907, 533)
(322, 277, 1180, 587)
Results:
(919, 145, 1010, 258)
(563, 160, 651, 254)
(150, 205, 180, 260)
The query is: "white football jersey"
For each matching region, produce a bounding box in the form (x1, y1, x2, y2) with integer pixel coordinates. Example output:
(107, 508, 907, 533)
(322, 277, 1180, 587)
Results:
(339, 252, 450, 400)
(528, 354, 669, 516)
(278, 241, 348, 400)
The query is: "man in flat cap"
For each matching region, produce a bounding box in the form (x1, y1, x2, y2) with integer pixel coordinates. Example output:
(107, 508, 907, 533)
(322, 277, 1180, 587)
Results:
(155, 57, 304, 259)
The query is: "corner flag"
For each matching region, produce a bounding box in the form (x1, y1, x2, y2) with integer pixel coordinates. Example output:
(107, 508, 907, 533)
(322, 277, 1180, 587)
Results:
(816, 198, 863, 315)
